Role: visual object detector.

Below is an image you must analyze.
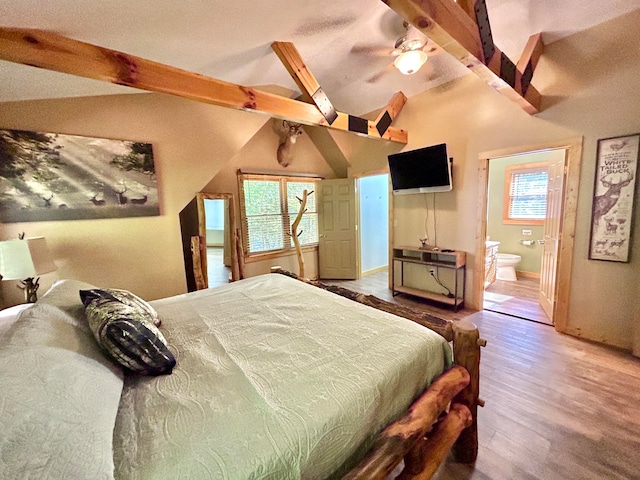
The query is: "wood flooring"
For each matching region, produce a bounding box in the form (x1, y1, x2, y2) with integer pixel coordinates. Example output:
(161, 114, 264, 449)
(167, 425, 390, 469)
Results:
(327, 270, 640, 479)
(206, 247, 231, 286)
(326, 270, 474, 321)
(484, 277, 551, 325)
(434, 309, 640, 479)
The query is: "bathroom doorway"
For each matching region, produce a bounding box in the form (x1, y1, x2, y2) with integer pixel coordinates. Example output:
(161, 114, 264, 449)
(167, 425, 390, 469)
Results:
(483, 150, 554, 324)
(473, 138, 582, 331)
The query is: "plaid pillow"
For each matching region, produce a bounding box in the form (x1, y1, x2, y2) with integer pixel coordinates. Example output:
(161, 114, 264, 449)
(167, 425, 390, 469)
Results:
(80, 289, 176, 376)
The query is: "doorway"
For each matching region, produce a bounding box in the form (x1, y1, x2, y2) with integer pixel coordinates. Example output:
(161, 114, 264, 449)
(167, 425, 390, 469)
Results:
(203, 198, 232, 286)
(317, 174, 389, 280)
(359, 173, 389, 277)
(473, 138, 583, 334)
(482, 150, 557, 325)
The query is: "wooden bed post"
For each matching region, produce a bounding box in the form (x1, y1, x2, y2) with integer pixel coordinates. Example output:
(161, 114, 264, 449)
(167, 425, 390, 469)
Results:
(452, 319, 485, 463)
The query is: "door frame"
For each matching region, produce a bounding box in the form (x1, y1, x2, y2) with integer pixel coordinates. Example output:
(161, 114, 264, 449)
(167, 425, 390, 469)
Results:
(473, 138, 583, 333)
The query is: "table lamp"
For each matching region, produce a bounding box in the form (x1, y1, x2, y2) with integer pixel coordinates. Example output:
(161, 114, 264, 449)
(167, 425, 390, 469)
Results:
(0, 237, 57, 303)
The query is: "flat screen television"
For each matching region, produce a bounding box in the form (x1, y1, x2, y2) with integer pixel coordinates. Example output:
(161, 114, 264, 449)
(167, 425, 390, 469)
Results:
(387, 143, 452, 195)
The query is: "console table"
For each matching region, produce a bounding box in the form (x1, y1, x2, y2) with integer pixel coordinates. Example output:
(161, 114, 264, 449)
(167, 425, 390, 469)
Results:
(392, 246, 466, 311)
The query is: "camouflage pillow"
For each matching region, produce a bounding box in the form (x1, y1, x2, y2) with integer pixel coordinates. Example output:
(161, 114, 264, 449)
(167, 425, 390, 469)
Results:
(80, 289, 176, 376)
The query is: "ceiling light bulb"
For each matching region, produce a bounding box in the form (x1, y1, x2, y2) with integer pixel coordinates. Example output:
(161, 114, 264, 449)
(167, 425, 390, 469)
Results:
(394, 50, 428, 75)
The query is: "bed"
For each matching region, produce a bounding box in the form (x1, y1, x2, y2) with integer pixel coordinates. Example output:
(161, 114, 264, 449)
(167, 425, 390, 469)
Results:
(0, 270, 483, 479)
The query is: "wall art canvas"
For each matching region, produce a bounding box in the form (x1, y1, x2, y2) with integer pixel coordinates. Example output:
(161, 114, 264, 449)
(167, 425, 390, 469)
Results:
(0, 128, 159, 222)
(589, 133, 639, 262)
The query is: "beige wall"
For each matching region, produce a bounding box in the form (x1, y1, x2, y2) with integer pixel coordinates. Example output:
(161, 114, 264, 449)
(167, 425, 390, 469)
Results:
(202, 119, 337, 278)
(349, 11, 640, 352)
(0, 93, 270, 305)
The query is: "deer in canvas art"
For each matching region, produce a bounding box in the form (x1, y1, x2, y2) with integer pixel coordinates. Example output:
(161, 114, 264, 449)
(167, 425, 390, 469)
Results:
(277, 120, 303, 167)
(130, 195, 148, 205)
(90, 194, 106, 206)
(41, 192, 54, 207)
(115, 184, 128, 206)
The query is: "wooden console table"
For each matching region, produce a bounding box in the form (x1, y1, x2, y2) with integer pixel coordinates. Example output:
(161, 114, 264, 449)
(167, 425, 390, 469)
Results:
(392, 246, 466, 311)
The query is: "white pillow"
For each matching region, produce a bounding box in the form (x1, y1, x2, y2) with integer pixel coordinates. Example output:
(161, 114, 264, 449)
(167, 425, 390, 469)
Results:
(0, 280, 124, 479)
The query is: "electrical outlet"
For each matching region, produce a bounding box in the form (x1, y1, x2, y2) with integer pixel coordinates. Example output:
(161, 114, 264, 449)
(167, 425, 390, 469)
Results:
(429, 268, 435, 274)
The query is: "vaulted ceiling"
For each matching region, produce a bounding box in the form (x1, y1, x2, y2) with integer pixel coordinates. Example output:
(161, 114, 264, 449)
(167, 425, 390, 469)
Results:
(1, 0, 639, 117)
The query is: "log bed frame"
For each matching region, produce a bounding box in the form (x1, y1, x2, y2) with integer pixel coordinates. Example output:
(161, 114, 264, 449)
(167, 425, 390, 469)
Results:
(270, 268, 486, 479)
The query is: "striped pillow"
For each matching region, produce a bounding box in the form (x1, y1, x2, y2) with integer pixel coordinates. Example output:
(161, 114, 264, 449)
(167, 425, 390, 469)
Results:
(80, 289, 176, 376)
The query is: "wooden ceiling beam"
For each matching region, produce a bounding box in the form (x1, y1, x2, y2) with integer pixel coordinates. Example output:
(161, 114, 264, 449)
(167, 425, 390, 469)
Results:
(374, 91, 407, 136)
(0, 28, 407, 143)
(381, 0, 542, 114)
(271, 41, 338, 125)
(515, 33, 544, 97)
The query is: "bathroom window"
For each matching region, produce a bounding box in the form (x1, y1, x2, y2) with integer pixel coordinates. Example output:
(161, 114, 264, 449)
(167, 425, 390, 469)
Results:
(503, 162, 548, 225)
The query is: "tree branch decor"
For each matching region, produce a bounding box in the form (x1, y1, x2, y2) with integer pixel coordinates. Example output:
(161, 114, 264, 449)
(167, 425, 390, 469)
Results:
(290, 189, 313, 278)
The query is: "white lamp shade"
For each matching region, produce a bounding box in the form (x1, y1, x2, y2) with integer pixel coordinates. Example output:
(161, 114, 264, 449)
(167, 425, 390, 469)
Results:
(0, 239, 36, 280)
(26, 237, 57, 275)
(0, 237, 57, 281)
(394, 50, 428, 75)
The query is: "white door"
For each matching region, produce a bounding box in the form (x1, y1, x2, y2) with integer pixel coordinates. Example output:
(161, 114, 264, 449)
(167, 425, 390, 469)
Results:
(539, 152, 567, 322)
(318, 178, 358, 279)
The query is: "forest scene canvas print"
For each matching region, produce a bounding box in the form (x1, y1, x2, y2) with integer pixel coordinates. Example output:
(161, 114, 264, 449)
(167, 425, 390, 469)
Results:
(0, 129, 159, 222)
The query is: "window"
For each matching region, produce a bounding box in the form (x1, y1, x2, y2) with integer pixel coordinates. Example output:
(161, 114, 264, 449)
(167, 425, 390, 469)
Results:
(239, 173, 319, 255)
(503, 162, 548, 225)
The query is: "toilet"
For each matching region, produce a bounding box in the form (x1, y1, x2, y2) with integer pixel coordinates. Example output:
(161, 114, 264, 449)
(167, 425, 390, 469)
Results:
(496, 253, 521, 281)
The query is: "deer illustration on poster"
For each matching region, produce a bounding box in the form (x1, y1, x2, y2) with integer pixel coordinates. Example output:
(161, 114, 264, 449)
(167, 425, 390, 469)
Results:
(589, 133, 639, 262)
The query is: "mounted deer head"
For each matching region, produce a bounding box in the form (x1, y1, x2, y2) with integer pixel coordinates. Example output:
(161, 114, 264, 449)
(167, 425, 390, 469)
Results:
(277, 120, 303, 167)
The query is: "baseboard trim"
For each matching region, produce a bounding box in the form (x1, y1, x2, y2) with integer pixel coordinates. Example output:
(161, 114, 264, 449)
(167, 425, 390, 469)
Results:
(516, 270, 540, 279)
(361, 265, 388, 276)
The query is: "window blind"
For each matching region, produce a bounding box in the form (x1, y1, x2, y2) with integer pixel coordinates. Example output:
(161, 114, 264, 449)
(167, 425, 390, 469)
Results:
(239, 173, 319, 255)
(508, 168, 548, 220)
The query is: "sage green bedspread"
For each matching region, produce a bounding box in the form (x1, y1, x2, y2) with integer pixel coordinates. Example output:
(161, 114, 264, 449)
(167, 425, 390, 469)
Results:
(113, 274, 452, 480)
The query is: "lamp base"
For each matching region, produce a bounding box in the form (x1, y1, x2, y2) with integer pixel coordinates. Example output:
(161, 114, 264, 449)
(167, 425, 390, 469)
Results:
(19, 277, 40, 303)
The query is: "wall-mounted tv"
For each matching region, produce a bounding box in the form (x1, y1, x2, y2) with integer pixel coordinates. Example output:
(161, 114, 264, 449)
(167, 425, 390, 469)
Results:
(387, 143, 452, 195)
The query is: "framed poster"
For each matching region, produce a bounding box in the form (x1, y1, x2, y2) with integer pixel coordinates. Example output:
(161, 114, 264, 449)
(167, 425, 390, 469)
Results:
(0, 128, 159, 222)
(588, 133, 639, 262)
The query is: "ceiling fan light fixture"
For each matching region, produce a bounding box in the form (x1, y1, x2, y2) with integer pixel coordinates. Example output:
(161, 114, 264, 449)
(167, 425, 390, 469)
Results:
(394, 50, 428, 75)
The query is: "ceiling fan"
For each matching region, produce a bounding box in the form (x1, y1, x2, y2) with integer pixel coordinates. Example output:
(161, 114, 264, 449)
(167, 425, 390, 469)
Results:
(350, 21, 439, 83)
(391, 22, 429, 75)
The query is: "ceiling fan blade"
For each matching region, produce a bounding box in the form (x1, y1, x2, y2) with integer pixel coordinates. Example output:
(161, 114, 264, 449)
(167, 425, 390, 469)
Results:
(423, 40, 445, 57)
(350, 44, 393, 57)
(366, 64, 396, 83)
